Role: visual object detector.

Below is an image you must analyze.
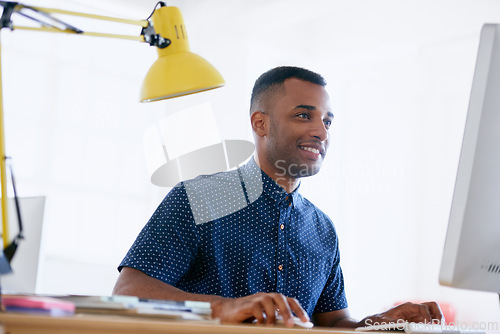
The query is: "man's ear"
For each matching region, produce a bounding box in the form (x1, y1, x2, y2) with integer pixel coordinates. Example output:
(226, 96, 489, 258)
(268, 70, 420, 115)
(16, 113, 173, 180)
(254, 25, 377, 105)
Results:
(251, 111, 268, 137)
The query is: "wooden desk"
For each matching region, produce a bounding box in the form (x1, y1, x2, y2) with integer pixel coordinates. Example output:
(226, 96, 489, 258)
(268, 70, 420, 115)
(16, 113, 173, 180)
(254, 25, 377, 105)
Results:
(0, 312, 354, 334)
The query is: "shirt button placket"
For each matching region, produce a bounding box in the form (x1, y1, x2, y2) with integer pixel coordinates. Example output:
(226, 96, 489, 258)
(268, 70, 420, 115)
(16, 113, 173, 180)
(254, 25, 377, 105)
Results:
(276, 201, 288, 293)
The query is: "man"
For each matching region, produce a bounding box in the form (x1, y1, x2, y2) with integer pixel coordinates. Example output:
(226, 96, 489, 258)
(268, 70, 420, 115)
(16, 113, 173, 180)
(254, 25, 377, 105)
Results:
(113, 66, 442, 327)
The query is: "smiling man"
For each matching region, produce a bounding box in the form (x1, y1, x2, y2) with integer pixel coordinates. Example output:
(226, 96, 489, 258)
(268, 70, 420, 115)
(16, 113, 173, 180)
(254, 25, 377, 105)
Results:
(250, 73, 332, 193)
(113, 66, 442, 328)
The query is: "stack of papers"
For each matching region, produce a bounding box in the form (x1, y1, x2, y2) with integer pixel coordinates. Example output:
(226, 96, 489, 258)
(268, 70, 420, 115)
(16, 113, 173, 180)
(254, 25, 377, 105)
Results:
(54, 295, 213, 321)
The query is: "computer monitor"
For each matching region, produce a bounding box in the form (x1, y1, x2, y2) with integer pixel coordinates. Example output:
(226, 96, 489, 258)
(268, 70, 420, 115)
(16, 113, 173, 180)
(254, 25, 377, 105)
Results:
(439, 24, 500, 294)
(1, 196, 46, 294)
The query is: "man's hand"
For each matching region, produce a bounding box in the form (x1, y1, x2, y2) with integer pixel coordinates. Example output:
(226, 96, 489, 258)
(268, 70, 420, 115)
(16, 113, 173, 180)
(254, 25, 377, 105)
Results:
(361, 302, 444, 326)
(211, 292, 310, 327)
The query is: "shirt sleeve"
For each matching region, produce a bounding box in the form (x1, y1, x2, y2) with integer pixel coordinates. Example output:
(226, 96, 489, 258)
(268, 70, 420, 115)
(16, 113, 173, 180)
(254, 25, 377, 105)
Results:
(313, 235, 348, 314)
(118, 183, 199, 285)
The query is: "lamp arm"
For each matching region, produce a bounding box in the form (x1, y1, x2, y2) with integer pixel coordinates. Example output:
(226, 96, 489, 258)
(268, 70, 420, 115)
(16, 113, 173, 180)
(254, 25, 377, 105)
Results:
(0, 1, 164, 44)
(27, 4, 149, 28)
(16, 3, 84, 33)
(11, 25, 146, 42)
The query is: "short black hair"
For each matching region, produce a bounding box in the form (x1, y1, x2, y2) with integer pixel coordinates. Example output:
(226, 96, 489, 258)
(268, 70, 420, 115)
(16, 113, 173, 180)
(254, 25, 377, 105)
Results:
(250, 66, 326, 114)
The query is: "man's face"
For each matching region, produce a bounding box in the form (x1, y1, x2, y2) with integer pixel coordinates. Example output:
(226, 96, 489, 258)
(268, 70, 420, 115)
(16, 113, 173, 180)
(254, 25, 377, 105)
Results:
(261, 78, 332, 181)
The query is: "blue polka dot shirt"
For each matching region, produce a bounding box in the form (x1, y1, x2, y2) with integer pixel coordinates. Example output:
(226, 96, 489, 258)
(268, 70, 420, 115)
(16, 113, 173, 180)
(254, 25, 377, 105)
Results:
(119, 157, 348, 317)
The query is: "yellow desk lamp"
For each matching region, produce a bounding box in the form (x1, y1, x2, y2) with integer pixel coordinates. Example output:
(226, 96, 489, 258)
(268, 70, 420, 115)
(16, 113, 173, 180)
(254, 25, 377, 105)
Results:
(0, 1, 225, 255)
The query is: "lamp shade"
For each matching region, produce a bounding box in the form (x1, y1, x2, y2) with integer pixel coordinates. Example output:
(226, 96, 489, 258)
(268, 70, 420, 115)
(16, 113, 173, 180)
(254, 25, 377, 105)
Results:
(140, 6, 224, 102)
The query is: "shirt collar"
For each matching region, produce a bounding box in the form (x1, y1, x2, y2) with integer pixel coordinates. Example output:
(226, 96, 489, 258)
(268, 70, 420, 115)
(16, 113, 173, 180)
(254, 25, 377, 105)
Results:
(241, 156, 301, 205)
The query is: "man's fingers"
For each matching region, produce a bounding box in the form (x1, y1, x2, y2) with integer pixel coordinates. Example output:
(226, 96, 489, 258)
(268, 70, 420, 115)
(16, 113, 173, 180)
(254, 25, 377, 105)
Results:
(287, 297, 309, 323)
(259, 296, 277, 325)
(386, 302, 433, 323)
(423, 302, 444, 322)
(401, 303, 431, 323)
(412, 302, 444, 323)
(216, 293, 309, 327)
(409, 303, 442, 323)
(251, 302, 266, 325)
(418, 304, 432, 323)
(369, 301, 446, 327)
(271, 294, 295, 327)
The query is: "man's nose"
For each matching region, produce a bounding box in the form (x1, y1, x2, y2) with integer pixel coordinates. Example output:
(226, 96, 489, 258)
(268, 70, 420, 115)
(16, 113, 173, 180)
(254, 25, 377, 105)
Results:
(310, 119, 328, 141)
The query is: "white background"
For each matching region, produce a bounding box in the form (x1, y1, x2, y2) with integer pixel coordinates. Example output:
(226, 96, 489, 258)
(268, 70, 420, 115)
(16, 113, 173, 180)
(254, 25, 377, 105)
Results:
(1, 0, 499, 325)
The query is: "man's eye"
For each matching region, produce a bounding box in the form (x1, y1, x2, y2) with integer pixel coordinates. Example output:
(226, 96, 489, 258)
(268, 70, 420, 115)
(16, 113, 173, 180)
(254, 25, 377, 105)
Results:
(297, 113, 310, 119)
(324, 119, 332, 128)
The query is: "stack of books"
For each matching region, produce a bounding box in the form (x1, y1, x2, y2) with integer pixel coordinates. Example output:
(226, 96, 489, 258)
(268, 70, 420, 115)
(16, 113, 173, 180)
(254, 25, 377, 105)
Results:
(2, 294, 213, 321)
(57, 295, 212, 321)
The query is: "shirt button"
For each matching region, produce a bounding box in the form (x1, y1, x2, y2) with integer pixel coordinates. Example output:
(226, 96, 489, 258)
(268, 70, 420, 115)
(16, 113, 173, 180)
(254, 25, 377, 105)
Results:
(285, 196, 289, 201)
(280, 224, 285, 230)
(278, 265, 283, 271)
(288, 202, 292, 207)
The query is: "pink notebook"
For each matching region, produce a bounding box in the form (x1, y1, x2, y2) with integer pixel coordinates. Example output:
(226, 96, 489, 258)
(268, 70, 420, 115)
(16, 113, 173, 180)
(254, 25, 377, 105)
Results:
(2, 296, 75, 315)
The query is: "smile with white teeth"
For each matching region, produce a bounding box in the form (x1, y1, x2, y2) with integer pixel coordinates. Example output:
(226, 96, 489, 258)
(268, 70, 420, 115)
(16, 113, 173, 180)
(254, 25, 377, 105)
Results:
(300, 146, 320, 154)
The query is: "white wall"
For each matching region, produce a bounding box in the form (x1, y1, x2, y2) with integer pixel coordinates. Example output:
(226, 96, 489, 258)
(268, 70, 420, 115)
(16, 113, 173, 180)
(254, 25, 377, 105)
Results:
(1, 0, 499, 325)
